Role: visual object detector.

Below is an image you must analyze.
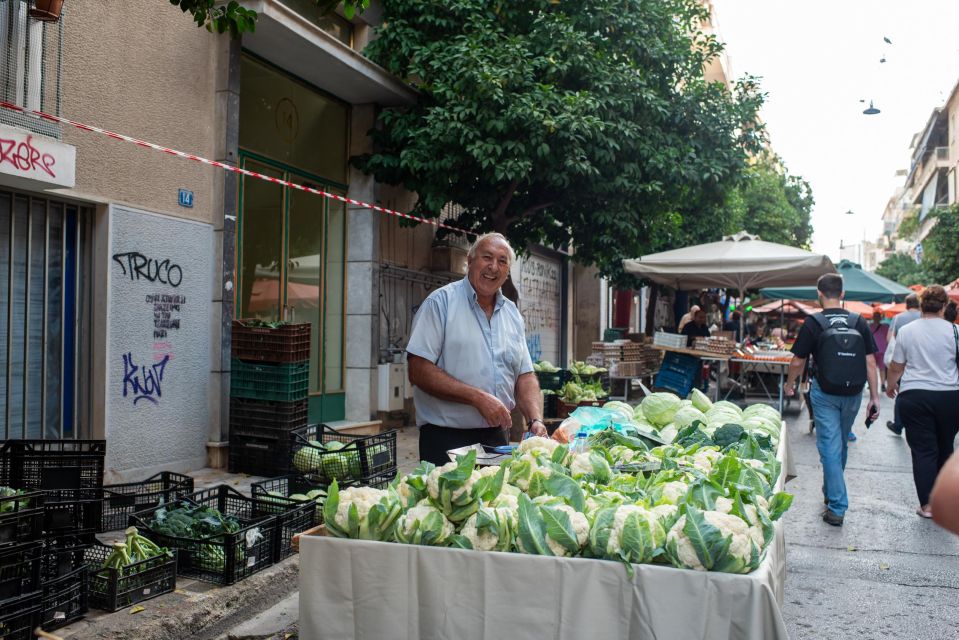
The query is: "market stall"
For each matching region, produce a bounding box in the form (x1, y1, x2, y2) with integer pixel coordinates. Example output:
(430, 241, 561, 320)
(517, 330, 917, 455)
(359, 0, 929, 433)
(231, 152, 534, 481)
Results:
(299, 396, 794, 640)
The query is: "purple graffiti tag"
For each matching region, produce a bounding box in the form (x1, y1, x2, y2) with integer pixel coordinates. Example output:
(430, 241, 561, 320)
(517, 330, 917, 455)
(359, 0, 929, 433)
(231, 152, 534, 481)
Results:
(122, 352, 170, 405)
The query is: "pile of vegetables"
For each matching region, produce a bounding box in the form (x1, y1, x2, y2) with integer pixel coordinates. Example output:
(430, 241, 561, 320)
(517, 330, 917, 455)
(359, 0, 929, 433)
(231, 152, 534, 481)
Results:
(292, 439, 393, 482)
(148, 502, 258, 572)
(569, 361, 607, 377)
(532, 360, 561, 373)
(558, 379, 609, 404)
(101, 527, 173, 570)
(324, 421, 792, 575)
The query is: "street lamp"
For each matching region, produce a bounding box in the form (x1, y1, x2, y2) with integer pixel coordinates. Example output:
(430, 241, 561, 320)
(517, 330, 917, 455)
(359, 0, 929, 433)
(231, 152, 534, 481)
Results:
(863, 101, 881, 115)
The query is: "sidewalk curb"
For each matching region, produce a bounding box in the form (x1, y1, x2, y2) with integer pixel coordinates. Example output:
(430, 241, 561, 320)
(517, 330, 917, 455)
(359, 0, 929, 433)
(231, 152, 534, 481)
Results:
(60, 556, 299, 640)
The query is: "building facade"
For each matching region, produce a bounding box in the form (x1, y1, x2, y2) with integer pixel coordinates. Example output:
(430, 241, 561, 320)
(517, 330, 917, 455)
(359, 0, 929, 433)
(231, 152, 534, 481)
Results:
(0, 1, 580, 481)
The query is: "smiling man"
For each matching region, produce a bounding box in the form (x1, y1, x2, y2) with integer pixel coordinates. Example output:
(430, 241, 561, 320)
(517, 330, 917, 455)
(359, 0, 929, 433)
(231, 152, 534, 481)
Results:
(406, 232, 546, 465)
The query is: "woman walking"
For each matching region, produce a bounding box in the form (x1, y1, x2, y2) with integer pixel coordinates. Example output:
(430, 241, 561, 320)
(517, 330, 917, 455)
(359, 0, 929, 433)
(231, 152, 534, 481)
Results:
(886, 285, 959, 519)
(870, 309, 890, 391)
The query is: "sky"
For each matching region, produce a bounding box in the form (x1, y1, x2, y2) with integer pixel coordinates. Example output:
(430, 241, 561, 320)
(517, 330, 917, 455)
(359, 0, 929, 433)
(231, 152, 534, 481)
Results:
(712, 0, 959, 261)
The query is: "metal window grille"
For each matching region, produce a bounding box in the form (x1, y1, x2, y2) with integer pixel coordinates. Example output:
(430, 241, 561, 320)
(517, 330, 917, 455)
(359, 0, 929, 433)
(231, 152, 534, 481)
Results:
(0, 0, 62, 138)
(0, 189, 92, 439)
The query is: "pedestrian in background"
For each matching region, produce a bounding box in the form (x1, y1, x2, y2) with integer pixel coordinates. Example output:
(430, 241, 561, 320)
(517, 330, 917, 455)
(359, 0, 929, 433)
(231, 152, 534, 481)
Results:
(945, 300, 958, 324)
(677, 304, 701, 333)
(784, 273, 880, 527)
(886, 293, 921, 436)
(885, 285, 959, 519)
(870, 309, 890, 391)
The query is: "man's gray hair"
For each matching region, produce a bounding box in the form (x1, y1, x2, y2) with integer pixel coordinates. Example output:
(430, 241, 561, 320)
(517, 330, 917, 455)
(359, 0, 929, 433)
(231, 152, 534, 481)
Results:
(467, 232, 516, 266)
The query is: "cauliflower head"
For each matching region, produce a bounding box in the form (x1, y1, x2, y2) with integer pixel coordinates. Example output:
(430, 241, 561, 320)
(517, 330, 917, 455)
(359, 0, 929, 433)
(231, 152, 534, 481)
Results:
(460, 506, 517, 552)
(517, 436, 560, 456)
(666, 508, 757, 573)
(393, 503, 455, 546)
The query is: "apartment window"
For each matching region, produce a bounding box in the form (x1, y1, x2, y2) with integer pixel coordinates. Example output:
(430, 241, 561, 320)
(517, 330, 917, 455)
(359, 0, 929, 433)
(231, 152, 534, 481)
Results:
(278, 0, 353, 47)
(0, 1, 61, 138)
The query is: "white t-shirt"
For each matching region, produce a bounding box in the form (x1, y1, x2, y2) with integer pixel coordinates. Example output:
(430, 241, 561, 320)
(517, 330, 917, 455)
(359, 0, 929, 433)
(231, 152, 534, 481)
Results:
(892, 318, 959, 393)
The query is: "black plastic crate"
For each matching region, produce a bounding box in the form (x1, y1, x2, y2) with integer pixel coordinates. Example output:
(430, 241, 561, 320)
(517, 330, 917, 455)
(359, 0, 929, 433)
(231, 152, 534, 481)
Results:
(85, 542, 177, 612)
(0, 592, 41, 640)
(40, 566, 87, 631)
(289, 425, 397, 484)
(42, 493, 102, 534)
(0, 541, 41, 602)
(0, 489, 43, 548)
(100, 472, 195, 533)
(187, 485, 313, 562)
(251, 474, 327, 527)
(534, 369, 569, 391)
(232, 320, 311, 363)
(42, 531, 95, 582)
(0, 440, 105, 495)
(228, 433, 294, 478)
(130, 488, 281, 585)
(230, 398, 308, 433)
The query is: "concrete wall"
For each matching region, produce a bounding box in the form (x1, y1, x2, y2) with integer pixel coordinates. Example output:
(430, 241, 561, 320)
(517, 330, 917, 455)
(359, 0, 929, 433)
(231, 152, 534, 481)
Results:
(105, 205, 213, 482)
(55, 2, 219, 224)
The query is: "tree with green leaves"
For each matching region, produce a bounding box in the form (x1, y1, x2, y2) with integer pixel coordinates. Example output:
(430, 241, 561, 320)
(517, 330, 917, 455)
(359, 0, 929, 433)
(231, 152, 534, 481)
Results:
(722, 156, 813, 248)
(352, 0, 764, 282)
(875, 252, 928, 287)
(914, 204, 959, 285)
(169, 0, 369, 35)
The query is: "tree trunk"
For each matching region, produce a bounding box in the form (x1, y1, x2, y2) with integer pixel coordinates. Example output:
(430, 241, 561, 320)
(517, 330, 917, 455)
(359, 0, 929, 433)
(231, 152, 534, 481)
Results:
(645, 286, 658, 336)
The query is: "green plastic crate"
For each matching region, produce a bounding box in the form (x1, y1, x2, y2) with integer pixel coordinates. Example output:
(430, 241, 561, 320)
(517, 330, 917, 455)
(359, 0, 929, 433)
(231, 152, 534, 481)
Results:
(230, 359, 309, 402)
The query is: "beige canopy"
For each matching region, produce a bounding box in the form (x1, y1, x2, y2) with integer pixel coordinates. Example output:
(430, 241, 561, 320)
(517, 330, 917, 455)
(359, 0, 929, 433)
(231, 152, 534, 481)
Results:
(622, 231, 835, 291)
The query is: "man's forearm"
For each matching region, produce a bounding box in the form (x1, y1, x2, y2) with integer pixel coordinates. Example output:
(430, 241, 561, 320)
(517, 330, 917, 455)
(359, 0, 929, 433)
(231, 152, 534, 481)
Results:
(514, 372, 543, 422)
(886, 361, 905, 390)
(785, 357, 805, 387)
(932, 453, 959, 534)
(866, 355, 879, 398)
(408, 355, 482, 407)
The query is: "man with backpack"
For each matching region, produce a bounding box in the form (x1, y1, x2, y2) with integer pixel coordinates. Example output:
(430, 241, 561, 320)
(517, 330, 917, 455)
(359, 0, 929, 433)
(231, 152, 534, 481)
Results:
(784, 273, 881, 526)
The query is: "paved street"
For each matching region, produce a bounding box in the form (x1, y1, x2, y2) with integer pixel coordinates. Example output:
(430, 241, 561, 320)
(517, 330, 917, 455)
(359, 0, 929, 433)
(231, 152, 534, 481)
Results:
(781, 391, 959, 639)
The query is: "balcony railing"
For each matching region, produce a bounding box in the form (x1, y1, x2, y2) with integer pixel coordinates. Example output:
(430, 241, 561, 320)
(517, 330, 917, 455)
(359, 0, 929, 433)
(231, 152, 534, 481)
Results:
(0, 0, 62, 138)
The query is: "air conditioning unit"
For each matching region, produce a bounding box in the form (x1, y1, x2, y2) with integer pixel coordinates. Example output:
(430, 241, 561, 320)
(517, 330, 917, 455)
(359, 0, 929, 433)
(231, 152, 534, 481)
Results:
(377, 363, 407, 412)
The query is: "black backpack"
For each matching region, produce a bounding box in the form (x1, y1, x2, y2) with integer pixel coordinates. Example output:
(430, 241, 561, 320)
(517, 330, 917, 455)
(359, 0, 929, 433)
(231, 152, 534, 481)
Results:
(812, 312, 867, 396)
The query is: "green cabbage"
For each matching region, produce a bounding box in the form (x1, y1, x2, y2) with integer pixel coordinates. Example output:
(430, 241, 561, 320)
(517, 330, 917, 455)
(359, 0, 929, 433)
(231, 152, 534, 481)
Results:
(672, 406, 707, 431)
(641, 392, 683, 427)
(689, 388, 713, 413)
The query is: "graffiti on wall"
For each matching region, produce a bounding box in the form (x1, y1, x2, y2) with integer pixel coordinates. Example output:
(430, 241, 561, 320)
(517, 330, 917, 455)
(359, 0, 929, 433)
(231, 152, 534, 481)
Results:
(121, 352, 170, 405)
(112, 252, 187, 405)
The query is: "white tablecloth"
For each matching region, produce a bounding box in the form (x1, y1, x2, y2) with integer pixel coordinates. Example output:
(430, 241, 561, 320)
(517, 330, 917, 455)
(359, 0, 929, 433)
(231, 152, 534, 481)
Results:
(299, 427, 792, 640)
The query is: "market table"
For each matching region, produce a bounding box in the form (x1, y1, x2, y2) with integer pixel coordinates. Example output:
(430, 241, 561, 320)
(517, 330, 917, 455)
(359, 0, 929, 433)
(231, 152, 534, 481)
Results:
(727, 358, 791, 414)
(299, 429, 793, 640)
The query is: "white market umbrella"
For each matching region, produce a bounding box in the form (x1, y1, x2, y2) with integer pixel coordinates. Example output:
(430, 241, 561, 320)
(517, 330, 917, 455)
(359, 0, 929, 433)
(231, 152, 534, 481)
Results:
(622, 231, 835, 292)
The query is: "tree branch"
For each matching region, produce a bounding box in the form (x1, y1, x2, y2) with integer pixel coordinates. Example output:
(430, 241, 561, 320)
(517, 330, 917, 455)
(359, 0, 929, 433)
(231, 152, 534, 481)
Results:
(491, 178, 521, 231)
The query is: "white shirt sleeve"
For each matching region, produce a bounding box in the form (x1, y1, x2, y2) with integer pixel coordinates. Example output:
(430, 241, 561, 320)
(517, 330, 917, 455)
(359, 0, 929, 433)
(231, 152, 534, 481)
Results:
(406, 297, 445, 363)
(892, 327, 907, 365)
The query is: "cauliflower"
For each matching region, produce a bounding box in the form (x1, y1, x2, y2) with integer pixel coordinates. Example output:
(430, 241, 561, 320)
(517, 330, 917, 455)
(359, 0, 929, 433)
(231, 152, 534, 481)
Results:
(491, 493, 519, 510)
(568, 451, 612, 482)
(585, 491, 627, 515)
(325, 484, 401, 541)
(608, 445, 640, 465)
(711, 496, 767, 549)
(686, 448, 723, 474)
(666, 508, 757, 573)
(517, 436, 560, 456)
(655, 480, 689, 505)
(460, 506, 517, 552)
(589, 505, 665, 564)
(507, 452, 554, 494)
(393, 503, 455, 546)
(426, 451, 503, 523)
(650, 503, 679, 529)
(516, 504, 589, 558)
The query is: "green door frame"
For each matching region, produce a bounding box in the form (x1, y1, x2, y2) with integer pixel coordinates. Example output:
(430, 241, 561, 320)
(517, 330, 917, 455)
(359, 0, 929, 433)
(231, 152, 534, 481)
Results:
(236, 150, 347, 422)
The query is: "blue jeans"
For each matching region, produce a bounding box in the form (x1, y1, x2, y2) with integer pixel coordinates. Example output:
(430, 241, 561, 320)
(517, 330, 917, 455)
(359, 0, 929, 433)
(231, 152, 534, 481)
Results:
(810, 380, 862, 516)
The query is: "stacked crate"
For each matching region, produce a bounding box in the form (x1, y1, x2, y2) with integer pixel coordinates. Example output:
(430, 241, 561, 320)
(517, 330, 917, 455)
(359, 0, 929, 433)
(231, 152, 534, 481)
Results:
(591, 340, 662, 379)
(0, 440, 102, 632)
(229, 320, 312, 477)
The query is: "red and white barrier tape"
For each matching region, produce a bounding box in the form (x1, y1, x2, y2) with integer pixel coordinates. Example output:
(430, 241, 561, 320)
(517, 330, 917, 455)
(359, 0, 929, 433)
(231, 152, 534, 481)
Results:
(0, 101, 475, 236)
